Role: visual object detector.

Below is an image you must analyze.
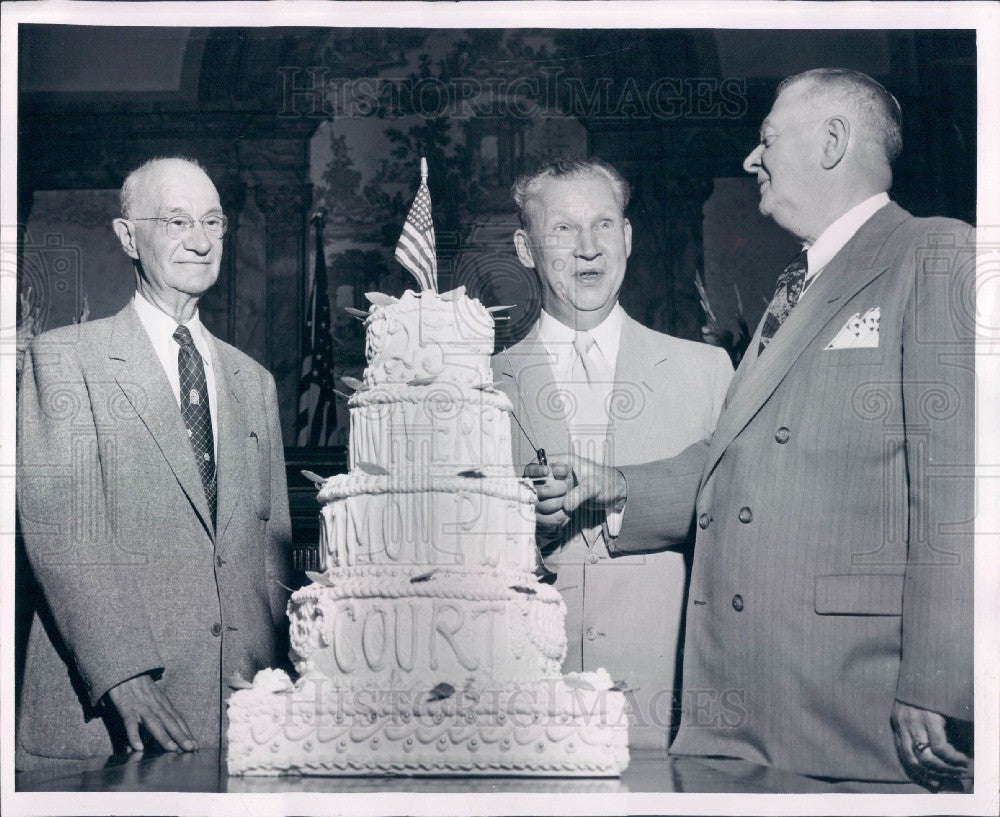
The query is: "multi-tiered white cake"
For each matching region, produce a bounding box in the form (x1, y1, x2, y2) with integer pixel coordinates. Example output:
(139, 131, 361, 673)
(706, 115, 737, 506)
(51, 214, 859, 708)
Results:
(227, 287, 629, 776)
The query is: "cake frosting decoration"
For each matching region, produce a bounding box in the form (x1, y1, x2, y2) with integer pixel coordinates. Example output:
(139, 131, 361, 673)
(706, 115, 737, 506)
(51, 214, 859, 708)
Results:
(227, 162, 628, 776)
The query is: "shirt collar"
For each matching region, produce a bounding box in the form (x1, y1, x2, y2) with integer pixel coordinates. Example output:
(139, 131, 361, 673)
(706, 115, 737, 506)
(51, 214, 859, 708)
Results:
(805, 192, 890, 278)
(132, 291, 211, 365)
(537, 302, 624, 369)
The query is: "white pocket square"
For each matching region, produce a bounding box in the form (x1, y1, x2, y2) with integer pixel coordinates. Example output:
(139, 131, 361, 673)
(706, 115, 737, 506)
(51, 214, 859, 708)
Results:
(824, 307, 880, 350)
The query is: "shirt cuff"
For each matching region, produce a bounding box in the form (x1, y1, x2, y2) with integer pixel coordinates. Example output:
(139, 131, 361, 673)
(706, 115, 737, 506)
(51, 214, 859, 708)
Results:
(604, 469, 627, 549)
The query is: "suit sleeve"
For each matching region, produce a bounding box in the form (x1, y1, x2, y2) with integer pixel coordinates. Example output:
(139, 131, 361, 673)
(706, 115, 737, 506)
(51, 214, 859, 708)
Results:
(609, 440, 708, 553)
(895, 222, 975, 721)
(262, 372, 292, 628)
(17, 338, 163, 705)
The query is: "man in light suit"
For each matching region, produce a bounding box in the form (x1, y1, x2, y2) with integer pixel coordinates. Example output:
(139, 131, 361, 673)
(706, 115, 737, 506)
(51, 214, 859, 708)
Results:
(17, 157, 291, 770)
(492, 158, 733, 748)
(536, 70, 974, 788)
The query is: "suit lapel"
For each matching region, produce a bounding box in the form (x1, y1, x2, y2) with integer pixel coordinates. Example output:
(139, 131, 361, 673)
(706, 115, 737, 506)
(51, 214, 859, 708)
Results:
(208, 336, 247, 541)
(498, 326, 571, 461)
(608, 316, 656, 466)
(703, 203, 908, 486)
(107, 304, 214, 538)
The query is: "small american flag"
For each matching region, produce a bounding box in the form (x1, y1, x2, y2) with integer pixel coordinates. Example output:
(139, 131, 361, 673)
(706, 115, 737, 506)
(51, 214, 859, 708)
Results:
(394, 157, 438, 292)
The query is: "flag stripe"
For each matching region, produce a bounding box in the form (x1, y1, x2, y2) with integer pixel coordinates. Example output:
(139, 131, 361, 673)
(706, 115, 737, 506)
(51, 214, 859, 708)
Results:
(295, 218, 339, 447)
(395, 173, 437, 292)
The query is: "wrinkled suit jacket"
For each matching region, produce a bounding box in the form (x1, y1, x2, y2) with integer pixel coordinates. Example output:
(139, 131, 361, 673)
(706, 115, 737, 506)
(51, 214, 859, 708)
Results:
(493, 312, 732, 748)
(17, 302, 291, 769)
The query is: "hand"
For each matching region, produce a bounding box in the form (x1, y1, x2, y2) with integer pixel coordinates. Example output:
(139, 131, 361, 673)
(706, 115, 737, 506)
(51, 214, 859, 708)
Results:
(107, 674, 198, 753)
(528, 453, 627, 517)
(525, 460, 575, 532)
(556, 452, 627, 516)
(891, 700, 971, 788)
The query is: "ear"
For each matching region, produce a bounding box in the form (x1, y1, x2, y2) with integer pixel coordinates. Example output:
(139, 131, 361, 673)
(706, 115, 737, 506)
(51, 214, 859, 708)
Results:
(113, 218, 140, 260)
(820, 116, 850, 169)
(513, 229, 536, 269)
(623, 218, 632, 258)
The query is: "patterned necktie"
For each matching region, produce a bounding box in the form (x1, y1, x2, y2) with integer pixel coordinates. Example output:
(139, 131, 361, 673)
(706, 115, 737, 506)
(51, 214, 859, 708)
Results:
(174, 325, 216, 526)
(758, 249, 809, 355)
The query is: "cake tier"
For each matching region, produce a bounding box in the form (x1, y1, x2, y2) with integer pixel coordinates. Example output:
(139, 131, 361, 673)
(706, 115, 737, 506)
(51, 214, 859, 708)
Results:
(348, 383, 514, 472)
(289, 568, 566, 688)
(362, 288, 494, 389)
(227, 669, 629, 777)
(317, 474, 537, 571)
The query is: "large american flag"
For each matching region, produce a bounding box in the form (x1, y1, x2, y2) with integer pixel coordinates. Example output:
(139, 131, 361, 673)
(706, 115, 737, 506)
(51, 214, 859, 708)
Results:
(295, 212, 338, 446)
(394, 157, 438, 292)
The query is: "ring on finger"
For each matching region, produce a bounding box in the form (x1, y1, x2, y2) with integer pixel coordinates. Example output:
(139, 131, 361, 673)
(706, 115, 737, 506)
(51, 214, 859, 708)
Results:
(912, 740, 930, 755)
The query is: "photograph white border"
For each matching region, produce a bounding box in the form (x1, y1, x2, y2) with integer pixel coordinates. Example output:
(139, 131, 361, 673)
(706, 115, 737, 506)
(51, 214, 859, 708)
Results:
(2, 2, 997, 815)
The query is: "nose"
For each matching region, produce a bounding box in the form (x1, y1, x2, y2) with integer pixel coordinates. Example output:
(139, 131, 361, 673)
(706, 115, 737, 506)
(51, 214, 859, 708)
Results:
(743, 143, 762, 174)
(185, 221, 213, 254)
(574, 228, 600, 260)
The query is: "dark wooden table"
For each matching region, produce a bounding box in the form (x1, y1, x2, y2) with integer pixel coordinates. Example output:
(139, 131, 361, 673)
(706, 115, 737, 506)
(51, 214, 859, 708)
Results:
(16, 747, 865, 794)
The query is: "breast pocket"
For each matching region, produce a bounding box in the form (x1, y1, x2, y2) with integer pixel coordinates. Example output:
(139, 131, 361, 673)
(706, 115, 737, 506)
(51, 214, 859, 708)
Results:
(814, 574, 904, 616)
(819, 347, 887, 367)
(247, 430, 271, 520)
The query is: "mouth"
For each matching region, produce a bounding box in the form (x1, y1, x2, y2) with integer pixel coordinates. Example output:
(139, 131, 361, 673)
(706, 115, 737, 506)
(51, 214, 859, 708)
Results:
(574, 269, 604, 284)
(757, 177, 770, 191)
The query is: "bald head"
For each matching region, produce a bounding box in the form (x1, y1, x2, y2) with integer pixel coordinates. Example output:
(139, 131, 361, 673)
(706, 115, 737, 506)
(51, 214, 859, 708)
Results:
(120, 157, 214, 219)
(113, 156, 223, 323)
(743, 69, 902, 242)
(778, 69, 902, 165)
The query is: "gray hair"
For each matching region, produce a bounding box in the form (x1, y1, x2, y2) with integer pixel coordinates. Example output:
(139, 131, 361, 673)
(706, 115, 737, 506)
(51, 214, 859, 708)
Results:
(512, 157, 632, 230)
(120, 156, 210, 218)
(778, 68, 903, 162)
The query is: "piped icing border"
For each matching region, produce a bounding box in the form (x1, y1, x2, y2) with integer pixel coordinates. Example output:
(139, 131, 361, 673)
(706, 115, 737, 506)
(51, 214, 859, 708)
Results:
(318, 473, 536, 504)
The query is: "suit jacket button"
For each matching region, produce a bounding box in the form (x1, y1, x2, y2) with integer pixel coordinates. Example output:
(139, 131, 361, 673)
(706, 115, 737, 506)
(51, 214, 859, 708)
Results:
(698, 513, 711, 530)
(775, 427, 791, 444)
(732, 594, 744, 612)
(211, 623, 223, 637)
(216, 554, 225, 568)
(738, 506, 753, 524)
(585, 627, 599, 641)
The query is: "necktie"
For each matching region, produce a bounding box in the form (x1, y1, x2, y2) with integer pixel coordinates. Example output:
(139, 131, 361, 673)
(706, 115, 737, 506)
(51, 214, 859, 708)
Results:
(568, 330, 610, 458)
(758, 250, 809, 355)
(571, 330, 600, 385)
(174, 325, 216, 526)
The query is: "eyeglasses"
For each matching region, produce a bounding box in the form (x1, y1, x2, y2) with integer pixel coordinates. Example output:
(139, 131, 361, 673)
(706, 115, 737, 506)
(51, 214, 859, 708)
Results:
(130, 214, 229, 239)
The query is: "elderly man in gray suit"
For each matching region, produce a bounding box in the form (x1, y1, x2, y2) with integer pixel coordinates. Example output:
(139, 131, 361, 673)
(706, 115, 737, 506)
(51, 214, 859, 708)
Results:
(535, 70, 974, 790)
(493, 157, 733, 749)
(17, 157, 291, 770)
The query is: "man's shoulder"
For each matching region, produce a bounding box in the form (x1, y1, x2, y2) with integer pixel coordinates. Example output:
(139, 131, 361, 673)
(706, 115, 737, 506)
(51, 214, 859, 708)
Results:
(878, 205, 973, 245)
(625, 317, 730, 368)
(900, 211, 972, 238)
(211, 336, 275, 385)
(490, 326, 547, 371)
(28, 314, 116, 360)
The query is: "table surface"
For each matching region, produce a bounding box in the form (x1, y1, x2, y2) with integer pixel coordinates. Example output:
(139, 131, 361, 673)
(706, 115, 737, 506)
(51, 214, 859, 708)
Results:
(17, 747, 857, 794)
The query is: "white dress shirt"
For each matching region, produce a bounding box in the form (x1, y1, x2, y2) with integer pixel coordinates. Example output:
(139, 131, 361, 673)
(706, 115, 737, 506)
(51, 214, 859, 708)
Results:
(803, 192, 890, 292)
(536, 303, 624, 389)
(536, 303, 625, 536)
(132, 291, 218, 457)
